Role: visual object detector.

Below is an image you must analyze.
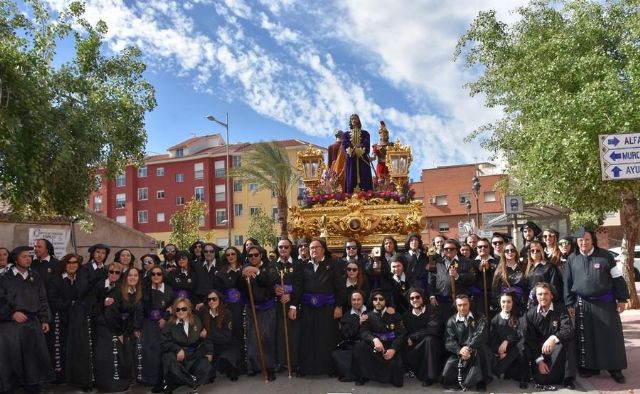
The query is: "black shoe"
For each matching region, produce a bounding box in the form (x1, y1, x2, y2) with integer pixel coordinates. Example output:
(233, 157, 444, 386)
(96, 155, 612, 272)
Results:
(151, 386, 164, 393)
(392, 381, 403, 388)
(295, 370, 306, 377)
(164, 385, 174, 394)
(82, 388, 93, 393)
(563, 377, 575, 389)
(355, 378, 366, 386)
(610, 370, 625, 384)
(519, 382, 528, 389)
(247, 370, 257, 377)
(422, 379, 434, 386)
(229, 376, 238, 382)
(338, 376, 354, 382)
(267, 370, 276, 381)
(476, 381, 487, 392)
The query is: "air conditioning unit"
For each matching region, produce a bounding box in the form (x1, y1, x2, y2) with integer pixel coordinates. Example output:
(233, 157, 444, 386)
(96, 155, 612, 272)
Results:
(429, 197, 437, 204)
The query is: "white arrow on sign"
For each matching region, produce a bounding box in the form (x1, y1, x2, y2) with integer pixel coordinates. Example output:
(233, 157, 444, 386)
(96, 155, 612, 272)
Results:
(602, 133, 640, 150)
(602, 163, 640, 180)
(602, 147, 640, 165)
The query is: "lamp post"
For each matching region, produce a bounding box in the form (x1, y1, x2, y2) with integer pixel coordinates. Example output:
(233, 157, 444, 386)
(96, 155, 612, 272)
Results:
(465, 199, 472, 224)
(471, 175, 481, 229)
(206, 113, 231, 247)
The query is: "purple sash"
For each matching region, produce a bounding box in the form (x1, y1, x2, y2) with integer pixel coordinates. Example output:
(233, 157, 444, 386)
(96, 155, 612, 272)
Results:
(283, 284, 293, 294)
(578, 291, 615, 303)
(225, 288, 243, 304)
(183, 345, 198, 354)
(254, 298, 276, 311)
(469, 286, 483, 297)
(175, 289, 192, 299)
(301, 293, 335, 307)
(373, 331, 397, 342)
(146, 308, 165, 321)
(501, 286, 524, 299)
(120, 312, 130, 321)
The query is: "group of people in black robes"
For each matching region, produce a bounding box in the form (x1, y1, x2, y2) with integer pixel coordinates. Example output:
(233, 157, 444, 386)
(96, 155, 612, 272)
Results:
(0, 224, 630, 393)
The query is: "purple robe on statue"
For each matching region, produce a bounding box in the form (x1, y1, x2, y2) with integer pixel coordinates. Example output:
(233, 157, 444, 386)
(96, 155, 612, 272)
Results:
(342, 129, 373, 193)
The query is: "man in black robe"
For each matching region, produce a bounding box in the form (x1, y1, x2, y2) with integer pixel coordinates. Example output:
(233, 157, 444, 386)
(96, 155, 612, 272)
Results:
(0, 246, 55, 393)
(194, 242, 223, 309)
(404, 233, 426, 282)
(525, 282, 575, 390)
(160, 244, 178, 272)
(442, 294, 491, 392)
(471, 238, 497, 320)
(294, 238, 343, 376)
(565, 230, 628, 383)
(389, 255, 411, 314)
(353, 289, 406, 387)
(32, 238, 59, 286)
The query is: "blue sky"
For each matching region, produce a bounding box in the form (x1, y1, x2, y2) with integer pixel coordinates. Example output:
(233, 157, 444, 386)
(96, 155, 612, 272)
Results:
(41, 0, 528, 180)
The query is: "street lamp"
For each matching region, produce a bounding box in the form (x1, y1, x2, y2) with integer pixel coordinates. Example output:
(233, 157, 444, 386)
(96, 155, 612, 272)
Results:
(206, 113, 231, 247)
(465, 199, 472, 224)
(471, 175, 481, 228)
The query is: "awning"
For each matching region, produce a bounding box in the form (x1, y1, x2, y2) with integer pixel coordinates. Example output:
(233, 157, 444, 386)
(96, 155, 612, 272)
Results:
(486, 204, 570, 227)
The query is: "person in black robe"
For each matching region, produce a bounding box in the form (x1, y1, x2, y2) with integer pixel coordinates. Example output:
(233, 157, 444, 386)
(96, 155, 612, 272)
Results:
(200, 289, 242, 382)
(140, 253, 160, 283)
(404, 233, 427, 285)
(471, 238, 498, 320)
(215, 247, 245, 357)
(352, 289, 406, 387)
(557, 236, 576, 274)
(364, 237, 394, 294)
(338, 260, 370, 312)
(77, 243, 110, 298)
(402, 288, 442, 386)
(161, 297, 210, 392)
(332, 290, 367, 382)
(113, 249, 135, 272)
(429, 240, 476, 328)
(194, 243, 223, 310)
(141, 266, 175, 392)
(525, 241, 563, 307)
(337, 239, 369, 273)
(273, 238, 302, 375)
(0, 246, 55, 393)
(46, 253, 82, 383)
(160, 244, 178, 272)
(0, 247, 10, 276)
(188, 241, 205, 266)
(519, 221, 542, 258)
(32, 238, 59, 286)
(525, 282, 575, 390)
(442, 294, 491, 392)
(239, 245, 277, 381)
(389, 254, 412, 314)
(490, 292, 528, 389)
(491, 243, 528, 315)
(565, 230, 628, 383)
(166, 251, 198, 304)
(295, 238, 344, 376)
(94, 268, 143, 393)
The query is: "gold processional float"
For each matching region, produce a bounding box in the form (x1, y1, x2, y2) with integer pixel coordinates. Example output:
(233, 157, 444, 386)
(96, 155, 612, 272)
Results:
(289, 115, 426, 250)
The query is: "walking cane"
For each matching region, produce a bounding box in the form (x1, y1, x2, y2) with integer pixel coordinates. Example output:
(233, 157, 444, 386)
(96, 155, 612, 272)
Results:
(450, 262, 457, 299)
(482, 264, 490, 328)
(279, 270, 293, 379)
(245, 276, 269, 382)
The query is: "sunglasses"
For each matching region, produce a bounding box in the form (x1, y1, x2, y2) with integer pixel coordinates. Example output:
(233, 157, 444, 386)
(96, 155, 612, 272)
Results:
(443, 247, 456, 251)
(346, 267, 358, 272)
(151, 272, 163, 277)
(530, 249, 542, 253)
(207, 297, 219, 302)
(477, 245, 489, 249)
(204, 250, 215, 254)
(175, 307, 188, 312)
(492, 241, 504, 245)
(298, 244, 309, 248)
(504, 249, 516, 253)
(108, 270, 121, 275)
(559, 241, 570, 246)
(278, 245, 290, 249)
(373, 297, 385, 301)
(225, 253, 237, 256)
(409, 295, 422, 300)
(542, 234, 556, 238)
(346, 245, 357, 250)
(143, 260, 154, 265)
(248, 253, 260, 258)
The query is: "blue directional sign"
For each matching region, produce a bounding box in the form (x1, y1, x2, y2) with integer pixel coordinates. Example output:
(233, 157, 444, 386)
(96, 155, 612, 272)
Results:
(600, 133, 640, 180)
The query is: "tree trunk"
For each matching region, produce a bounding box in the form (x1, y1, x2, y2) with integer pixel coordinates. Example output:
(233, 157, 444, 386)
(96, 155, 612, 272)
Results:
(277, 194, 289, 240)
(620, 190, 640, 309)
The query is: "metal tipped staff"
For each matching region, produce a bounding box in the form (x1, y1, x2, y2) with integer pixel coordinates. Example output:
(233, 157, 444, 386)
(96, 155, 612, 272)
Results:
(245, 276, 269, 382)
(279, 270, 293, 379)
(482, 263, 489, 324)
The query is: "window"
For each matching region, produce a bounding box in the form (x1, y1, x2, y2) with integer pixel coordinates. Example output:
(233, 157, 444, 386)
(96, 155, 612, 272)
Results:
(156, 167, 165, 176)
(250, 207, 260, 215)
(249, 183, 258, 193)
(215, 184, 226, 202)
(233, 180, 243, 192)
(484, 191, 496, 202)
(157, 212, 165, 223)
(217, 238, 229, 247)
(116, 193, 126, 209)
(194, 162, 204, 179)
(198, 215, 205, 227)
(232, 156, 241, 168)
(216, 209, 227, 225)
(156, 190, 165, 199)
(234, 235, 244, 246)
(272, 206, 278, 220)
(195, 186, 205, 202)
(116, 215, 126, 224)
(137, 166, 147, 178)
(138, 210, 148, 223)
(439, 222, 450, 232)
(175, 148, 184, 158)
(215, 160, 226, 177)
(137, 187, 148, 201)
(175, 173, 184, 183)
(93, 195, 102, 212)
(435, 195, 448, 206)
(176, 196, 185, 206)
(234, 203, 243, 216)
(459, 193, 470, 204)
(116, 174, 125, 187)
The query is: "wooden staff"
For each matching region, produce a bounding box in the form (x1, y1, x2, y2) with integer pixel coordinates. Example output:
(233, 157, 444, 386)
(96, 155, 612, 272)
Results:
(482, 264, 489, 322)
(450, 262, 457, 300)
(279, 270, 293, 379)
(245, 276, 269, 382)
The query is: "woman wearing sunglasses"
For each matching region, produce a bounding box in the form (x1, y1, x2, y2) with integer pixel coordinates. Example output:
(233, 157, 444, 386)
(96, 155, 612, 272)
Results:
(492, 243, 527, 315)
(339, 260, 370, 312)
(140, 253, 160, 282)
(216, 246, 245, 348)
(166, 251, 199, 304)
(524, 241, 562, 307)
(200, 289, 242, 382)
(94, 267, 143, 392)
(161, 298, 210, 393)
(141, 266, 175, 392)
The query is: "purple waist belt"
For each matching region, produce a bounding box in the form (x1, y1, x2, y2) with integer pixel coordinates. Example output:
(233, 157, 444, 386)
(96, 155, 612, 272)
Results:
(301, 293, 335, 307)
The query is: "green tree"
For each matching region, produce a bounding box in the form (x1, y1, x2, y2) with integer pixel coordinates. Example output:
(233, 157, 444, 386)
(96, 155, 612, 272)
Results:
(0, 0, 156, 217)
(247, 207, 277, 251)
(231, 142, 299, 240)
(169, 199, 208, 250)
(456, 0, 640, 307)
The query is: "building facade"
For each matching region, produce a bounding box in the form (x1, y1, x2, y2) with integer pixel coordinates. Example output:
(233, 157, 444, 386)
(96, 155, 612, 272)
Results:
(88, 134, 314, 247)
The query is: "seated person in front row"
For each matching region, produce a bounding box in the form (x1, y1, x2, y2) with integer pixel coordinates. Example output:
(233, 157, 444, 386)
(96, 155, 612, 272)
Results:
(442, 294, 491, 392)
(490, 292, 528, 389)
(332, 290, 368, 382)
(525, 282, 575, 391)
(352, 290, 406, 387)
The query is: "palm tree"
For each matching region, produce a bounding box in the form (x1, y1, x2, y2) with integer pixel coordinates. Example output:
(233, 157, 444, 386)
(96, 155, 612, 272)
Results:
(232, 142, 299, 240)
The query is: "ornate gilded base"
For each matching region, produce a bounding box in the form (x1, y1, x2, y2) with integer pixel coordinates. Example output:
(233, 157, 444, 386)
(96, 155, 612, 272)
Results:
(289, 194, 424, 250)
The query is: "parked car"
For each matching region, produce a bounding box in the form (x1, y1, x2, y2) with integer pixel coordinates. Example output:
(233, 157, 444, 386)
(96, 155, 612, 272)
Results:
(608, 246, 640, 282)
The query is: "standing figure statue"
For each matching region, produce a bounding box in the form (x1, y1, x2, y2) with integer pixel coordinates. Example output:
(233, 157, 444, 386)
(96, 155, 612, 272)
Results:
(372, 121, 390, 187)
(342, 114, 373, 193)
